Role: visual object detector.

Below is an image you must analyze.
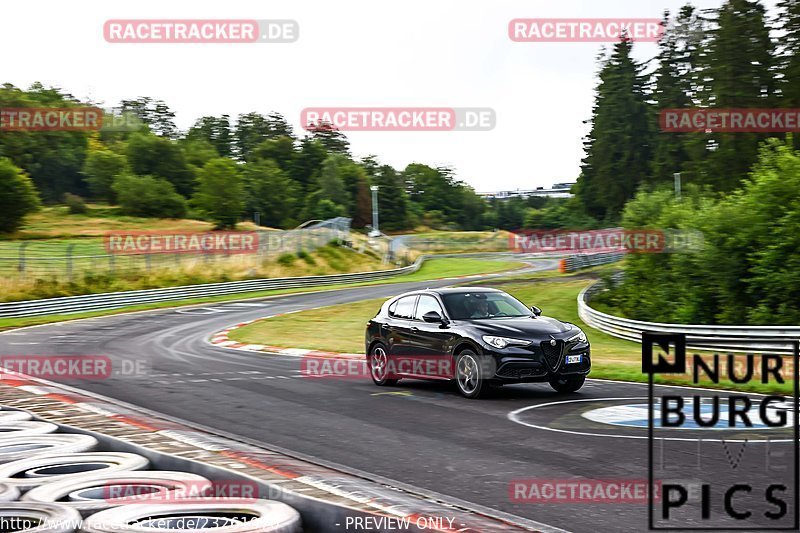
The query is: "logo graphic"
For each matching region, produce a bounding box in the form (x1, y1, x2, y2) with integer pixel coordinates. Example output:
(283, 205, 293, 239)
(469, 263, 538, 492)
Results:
(642, 332, 686, 374)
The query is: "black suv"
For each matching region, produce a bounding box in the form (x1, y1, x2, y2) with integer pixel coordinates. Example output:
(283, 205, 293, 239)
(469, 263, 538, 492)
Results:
(365, 287, 591, 398)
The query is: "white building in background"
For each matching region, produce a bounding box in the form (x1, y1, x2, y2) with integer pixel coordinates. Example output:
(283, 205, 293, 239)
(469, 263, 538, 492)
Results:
(477, 182, 576, 200)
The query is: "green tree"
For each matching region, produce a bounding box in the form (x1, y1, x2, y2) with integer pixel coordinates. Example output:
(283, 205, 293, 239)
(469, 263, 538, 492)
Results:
(82, 148, 127, 202)
(119, 97, 177, 137)
(112, 173, 187, 218)
(243, 159, 299, 228)
(700, 0, 776, 191)
(777, 0, 800, 150)
(373, 165, 412, 231)
(127, 133, 195, 197)
(192, 158, 244, 229)
(290, 138, 328, 191)
(186, 116, 234, 157)
(251, 136, 296, 170)
(235, 112, 294, 160)
(577, 37, 653, 221)
(0, 158, 40, 233)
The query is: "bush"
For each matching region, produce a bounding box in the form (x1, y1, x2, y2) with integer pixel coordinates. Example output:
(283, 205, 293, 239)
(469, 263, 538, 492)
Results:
(296, 250, 316, 265)
(0, 158, 40, 233)
(277, 253, 295, 267)
(112, 173, 187, 218)
(63, 193, 87, 214)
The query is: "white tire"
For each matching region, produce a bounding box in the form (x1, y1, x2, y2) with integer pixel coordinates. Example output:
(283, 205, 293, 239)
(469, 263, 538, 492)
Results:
(0, 422, 58, 439)
(0, 502, 81, 533)
(81, 500, 302, 533)
(0, 412, 33, 422)
(0, 483, 20, 502)
(0, 435, 98, 464)
(23, 471, 211, 516)
(0, 453, 149, 491)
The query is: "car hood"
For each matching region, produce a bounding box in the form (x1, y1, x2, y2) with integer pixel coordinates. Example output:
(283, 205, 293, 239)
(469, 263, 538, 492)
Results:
(463, 316, 572, 338)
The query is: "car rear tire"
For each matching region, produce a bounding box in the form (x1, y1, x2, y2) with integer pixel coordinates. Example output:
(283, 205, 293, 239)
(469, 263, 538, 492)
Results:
(455, 350, 487, 399)
(368, 343, 398, 386)
(549, 375, 586, 393)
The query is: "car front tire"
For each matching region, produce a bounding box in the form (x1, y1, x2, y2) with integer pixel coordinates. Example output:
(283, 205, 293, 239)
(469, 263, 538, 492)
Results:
(549, 375, 586, 393)
(455, 350, 487, 399)
(368, 343, 399, 386)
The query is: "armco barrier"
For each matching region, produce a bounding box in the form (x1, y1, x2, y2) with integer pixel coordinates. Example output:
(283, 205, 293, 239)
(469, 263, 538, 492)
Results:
(0, 251, 624, 319)
(562, 252, 625, 272)
(578, 281, 800, 355)
(0, 258, 424, 318)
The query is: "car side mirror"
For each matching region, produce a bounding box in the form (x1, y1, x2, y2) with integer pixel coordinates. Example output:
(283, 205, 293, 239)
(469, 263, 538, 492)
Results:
(530, 306, 542, 316)
(423, 311, 444, 323)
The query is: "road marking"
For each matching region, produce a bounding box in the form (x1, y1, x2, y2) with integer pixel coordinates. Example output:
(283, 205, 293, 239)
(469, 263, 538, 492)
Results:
(508, 397, 793, 443)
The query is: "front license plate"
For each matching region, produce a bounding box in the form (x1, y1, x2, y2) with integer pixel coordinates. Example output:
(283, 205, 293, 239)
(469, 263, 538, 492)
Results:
(566, 355, 582, 364)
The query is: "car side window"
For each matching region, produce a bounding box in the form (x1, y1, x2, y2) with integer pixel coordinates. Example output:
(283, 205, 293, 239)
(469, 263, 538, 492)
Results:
(388, 300, 398, 316)
(391, 296, 417, 319)
(414, 295, 444, 321)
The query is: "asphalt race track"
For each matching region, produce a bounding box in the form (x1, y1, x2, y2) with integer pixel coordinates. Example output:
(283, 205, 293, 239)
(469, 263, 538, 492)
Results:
(1, 261, 795, 532)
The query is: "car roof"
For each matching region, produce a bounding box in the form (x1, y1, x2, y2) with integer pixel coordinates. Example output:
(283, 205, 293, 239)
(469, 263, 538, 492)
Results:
(395, 287, 503, 298)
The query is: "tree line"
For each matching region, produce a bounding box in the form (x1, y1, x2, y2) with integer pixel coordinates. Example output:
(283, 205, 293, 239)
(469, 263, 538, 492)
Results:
(577, 0, 800, 221)
(583, 0, 800, 325)
(0, 85, 588, 233)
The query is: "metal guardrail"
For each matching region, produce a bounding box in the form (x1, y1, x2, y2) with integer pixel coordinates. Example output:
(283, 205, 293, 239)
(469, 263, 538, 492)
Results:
(0, 257, 425, 319)
(578, 281, 800, 355)
(562, 252, 625, 272)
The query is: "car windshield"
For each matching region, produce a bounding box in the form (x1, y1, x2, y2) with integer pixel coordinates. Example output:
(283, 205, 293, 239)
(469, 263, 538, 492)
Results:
(441, 291, 532, 320)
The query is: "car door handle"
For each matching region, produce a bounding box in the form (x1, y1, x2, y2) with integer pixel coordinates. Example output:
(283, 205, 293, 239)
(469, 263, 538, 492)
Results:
(410, 327, 419, 333)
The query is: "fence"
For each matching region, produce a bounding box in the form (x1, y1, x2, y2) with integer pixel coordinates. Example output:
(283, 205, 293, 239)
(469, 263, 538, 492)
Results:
(0, 218, 352, 281)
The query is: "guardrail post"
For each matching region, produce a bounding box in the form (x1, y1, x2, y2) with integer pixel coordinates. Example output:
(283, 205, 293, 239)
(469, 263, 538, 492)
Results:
(18, 242, 29, 275)
(66, 244, 75, 280)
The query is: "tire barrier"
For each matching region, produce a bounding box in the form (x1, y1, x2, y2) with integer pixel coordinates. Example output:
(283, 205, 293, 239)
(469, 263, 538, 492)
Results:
(0, 435, 98, 464)
(0, 422, 59, 439)
(0, 484, 20, 502)
(81, 501, 302, 533)
(23, 471, 212, 516)
(0, 453, 149, 492)
(0, 502, 81, 533)
(0, 412, 33, 422)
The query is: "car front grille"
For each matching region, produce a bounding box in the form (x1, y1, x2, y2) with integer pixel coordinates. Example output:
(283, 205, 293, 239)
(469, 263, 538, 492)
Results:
(541, 339, 564, 371)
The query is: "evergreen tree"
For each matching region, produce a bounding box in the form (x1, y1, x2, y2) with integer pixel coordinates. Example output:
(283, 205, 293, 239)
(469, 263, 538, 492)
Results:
(578, 37, 653, 220)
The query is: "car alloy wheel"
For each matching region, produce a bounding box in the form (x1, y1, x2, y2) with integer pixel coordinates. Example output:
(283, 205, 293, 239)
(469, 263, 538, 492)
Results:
(369, 344, 398, 386)
(455, 350, 485, 398)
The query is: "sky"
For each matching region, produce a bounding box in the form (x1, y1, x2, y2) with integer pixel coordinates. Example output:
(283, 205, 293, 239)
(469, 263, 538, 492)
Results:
(1, 0, 782, 193)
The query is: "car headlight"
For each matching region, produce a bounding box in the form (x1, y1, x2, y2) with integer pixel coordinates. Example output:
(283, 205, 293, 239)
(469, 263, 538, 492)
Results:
(568, 330, 588, 343)
(482, 336, 532, 349)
